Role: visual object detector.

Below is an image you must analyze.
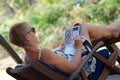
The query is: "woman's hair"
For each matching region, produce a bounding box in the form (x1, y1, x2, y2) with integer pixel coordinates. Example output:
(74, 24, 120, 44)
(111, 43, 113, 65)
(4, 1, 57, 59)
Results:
(9, 22, 31, 47)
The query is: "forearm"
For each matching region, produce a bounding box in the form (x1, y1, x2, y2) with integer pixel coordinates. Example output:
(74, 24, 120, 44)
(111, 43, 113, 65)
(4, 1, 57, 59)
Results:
(70, 49, 82, 71)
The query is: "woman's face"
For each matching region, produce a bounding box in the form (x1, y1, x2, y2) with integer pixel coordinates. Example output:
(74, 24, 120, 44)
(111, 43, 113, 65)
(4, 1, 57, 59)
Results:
(25, 26, 38, 48)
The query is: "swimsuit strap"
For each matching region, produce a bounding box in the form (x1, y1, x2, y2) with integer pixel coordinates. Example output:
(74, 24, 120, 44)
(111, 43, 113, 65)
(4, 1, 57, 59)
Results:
(38, 49, 42, 60)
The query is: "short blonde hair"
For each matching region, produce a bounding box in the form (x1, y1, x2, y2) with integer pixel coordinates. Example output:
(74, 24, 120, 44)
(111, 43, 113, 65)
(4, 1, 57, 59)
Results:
(9, 22, 31, 47)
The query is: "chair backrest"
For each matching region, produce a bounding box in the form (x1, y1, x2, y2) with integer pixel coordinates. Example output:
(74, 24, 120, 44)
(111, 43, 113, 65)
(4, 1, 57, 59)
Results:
(6, 60, 69, 80)
(0, 34, 22, 64)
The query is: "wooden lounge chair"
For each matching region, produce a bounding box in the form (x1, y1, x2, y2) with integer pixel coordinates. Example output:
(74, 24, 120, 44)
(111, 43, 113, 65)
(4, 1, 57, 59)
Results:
(0, 34, 120, 80)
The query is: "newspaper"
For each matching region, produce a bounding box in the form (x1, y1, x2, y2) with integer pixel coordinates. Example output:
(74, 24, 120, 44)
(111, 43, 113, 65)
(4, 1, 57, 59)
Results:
(63, 25, 81, 55)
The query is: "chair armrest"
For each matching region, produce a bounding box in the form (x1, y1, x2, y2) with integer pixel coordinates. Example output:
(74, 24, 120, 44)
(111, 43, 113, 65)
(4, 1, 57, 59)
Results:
(92, 36, 120, 47)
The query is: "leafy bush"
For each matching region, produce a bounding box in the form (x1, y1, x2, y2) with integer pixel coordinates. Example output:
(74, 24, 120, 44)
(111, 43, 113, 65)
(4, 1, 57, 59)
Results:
(80, 0, 120, 24)
(0, 0, 120, 51)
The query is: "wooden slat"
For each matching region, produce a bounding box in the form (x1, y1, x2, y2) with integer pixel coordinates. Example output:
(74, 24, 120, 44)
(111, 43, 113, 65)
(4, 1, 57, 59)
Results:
(80, 69, 88, 80)
(6, 61, 68, 80)
(92, 36, 120, 47)
(0, 35, 22, 64)
(98, 51, 118, 80)
(32, 61, 68, 80)
(6, 67, 27, 80)
(93, 52, 120, 74)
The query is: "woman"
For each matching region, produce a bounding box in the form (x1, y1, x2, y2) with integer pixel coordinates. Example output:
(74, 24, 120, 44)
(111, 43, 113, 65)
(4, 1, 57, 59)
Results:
(9, 20, 120, 79)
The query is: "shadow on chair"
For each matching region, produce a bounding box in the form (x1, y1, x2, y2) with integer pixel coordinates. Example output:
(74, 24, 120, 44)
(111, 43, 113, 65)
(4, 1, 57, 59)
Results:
(1, 34, 120, 80)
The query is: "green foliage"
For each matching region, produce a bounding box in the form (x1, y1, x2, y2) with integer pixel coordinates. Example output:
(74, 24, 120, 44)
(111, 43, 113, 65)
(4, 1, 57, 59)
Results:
(11, 0, 28, 9)
(80, 0, 120, 24)
(38, 0, 61, 4)
(0, 0, 120, 51)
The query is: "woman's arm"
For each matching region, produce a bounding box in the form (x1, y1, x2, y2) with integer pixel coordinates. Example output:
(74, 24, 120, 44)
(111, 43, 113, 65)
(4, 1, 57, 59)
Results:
(41, 36, 82, 74)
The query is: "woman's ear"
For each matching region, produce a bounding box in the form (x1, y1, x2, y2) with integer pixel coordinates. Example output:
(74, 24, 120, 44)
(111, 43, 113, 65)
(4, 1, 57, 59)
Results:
(24, 35, 30, 41)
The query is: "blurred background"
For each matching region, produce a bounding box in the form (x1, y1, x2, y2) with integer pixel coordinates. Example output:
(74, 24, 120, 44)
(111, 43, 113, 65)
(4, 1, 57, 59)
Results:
(0, 0, 120, 80)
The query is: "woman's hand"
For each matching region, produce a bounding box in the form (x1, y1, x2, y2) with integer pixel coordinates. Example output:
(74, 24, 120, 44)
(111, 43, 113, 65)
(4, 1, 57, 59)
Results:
(59, 43, 65, 50)
(73, 36, 82, 49)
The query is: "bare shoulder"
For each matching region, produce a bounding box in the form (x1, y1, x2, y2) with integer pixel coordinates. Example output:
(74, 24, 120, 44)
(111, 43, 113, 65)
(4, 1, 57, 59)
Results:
(41, 48, 54, 57)
(42, 48, 52, 53)
(41, 48, 56, 64)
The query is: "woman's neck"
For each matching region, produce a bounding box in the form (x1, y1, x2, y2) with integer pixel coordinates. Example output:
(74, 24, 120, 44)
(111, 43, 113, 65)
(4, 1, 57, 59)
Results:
(24, 46, 39, 60)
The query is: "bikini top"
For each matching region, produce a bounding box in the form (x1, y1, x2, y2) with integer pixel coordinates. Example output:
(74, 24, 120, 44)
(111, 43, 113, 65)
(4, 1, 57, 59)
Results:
(22, 50, 42, 61)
